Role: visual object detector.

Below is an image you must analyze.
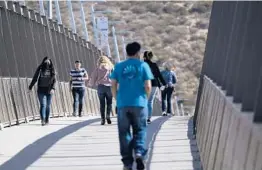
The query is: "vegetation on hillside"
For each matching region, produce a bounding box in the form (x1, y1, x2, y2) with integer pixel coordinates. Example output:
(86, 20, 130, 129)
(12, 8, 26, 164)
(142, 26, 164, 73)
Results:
(27, 1, 212, 112)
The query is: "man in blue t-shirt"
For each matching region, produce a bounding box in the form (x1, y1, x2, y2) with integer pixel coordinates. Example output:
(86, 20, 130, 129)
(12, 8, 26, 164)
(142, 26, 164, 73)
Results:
(110, 42, 154, 170)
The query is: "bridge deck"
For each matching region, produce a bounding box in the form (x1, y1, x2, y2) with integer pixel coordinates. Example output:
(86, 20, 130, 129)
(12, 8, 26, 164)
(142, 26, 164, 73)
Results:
(0, 116, 201, 170)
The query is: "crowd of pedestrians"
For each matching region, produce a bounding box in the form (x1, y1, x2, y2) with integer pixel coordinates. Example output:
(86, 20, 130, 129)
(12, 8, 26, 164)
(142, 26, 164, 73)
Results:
(28, 42, 177, 170)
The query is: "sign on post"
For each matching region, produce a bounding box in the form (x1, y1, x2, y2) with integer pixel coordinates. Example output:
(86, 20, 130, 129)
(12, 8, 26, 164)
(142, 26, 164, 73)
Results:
(96, 16, 109, 52)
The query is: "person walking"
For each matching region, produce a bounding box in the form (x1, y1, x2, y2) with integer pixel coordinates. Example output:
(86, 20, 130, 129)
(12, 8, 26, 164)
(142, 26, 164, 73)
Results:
(110, 42, 154, 170)
(89, 56, 114, 125)
(70, 60, 88, 117)
(143, 51, 166, 124)
(29, 57, 56, 126)
(161, 64, 177, 116)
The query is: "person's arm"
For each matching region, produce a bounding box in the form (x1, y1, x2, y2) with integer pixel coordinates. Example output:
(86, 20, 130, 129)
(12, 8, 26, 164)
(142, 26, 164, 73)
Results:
(82, 69, 89, 81)
(172, 72, 177, 85)
(50, 73, 56, 91)
(110, 65, 118, 99)
(143, 63, 154, 99)
(154, 64, 166, 87)
(29, 67, 41, 90)
(111, 79, 118, 99)
(89, 69, 98, 87)
(145, 80, 152, 99)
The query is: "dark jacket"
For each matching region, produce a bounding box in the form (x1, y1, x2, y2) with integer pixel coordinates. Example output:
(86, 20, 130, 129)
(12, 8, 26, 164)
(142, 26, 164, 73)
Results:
(29, 58, 56, 94)
(145, 60, 166, 87)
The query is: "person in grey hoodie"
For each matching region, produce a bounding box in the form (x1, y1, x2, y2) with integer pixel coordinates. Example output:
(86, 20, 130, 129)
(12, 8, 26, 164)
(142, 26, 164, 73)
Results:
(89, 56, 114, 125)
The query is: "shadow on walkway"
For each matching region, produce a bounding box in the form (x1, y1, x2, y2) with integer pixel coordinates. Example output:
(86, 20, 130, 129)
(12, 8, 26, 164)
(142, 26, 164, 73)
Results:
(146, 116, 170, 170)
(0, 118, 100, 170)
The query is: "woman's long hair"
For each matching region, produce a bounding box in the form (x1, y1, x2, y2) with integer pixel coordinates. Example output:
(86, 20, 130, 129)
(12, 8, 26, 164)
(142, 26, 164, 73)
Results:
(97, 56, 114, 70)
(143, 51, 153, 61)
(39, 57, 55, 77)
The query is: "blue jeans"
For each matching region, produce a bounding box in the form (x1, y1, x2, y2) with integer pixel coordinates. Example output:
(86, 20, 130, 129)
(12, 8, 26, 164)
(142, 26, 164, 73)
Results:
(37, 92, 52, 122)
(72, 88, 85, 115)
(117, 107, 148, 168)
(147, 87, 157, 119)
(161, 87, 174, 114)
(97, 84, 112, 120)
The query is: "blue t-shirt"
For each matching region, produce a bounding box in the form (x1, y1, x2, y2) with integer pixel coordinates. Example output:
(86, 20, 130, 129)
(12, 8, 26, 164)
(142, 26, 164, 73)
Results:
(110, 58, 154, 108)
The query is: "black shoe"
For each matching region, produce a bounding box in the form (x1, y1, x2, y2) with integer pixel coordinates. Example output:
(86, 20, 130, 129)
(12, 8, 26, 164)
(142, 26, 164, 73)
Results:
(45, 119, 49, 125)
(136, 157, 145, 170)
(72, 112, 76, 117)
(78, 114, 82, 117)
(123, 166, 132, 170)
(41, 120, 45, 126)
(147, 119, 151, 124)
(101, 119, 105, 125)
(106, 118, 112, 124)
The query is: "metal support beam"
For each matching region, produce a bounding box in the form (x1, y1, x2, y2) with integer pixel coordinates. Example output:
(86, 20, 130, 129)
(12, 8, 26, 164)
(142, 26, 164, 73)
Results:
(67, 0, 76, 33)
(121, 36, 126, 60)
(48, 0, 53, 19)
(55, 0, 62, 24)
(112, 26, 120, 63)
(91, 4, 99, 46)
(39, 0, 45, 16)
(79, 0, 89, 41)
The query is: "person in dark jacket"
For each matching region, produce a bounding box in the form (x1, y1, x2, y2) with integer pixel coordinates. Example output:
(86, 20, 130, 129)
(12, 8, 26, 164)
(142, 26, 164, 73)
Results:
(29, 57, 56, 126)
(143, 51, 166, 124)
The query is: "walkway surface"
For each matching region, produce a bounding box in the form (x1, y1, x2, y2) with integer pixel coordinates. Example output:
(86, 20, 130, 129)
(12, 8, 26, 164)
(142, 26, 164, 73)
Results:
(0, 116, 201, 170)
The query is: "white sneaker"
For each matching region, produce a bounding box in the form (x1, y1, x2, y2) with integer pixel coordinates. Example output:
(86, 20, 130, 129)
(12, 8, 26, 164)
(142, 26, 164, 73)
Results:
(162, 112, 166, 116)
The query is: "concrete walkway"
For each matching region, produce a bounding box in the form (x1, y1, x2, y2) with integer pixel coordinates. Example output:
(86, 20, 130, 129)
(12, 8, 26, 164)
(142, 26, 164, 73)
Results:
(0, 116, 201, 170)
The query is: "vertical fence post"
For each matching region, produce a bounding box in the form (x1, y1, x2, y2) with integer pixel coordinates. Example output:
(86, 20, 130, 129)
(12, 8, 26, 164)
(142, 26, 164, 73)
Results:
(67, 0, 76, 33)
(55, 0, 62, 24)
(79, 0, 89, 41)
(112, 26, 120, 63)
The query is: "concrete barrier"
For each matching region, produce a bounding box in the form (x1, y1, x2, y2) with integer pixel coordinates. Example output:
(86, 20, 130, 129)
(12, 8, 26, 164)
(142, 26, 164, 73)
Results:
(196, 76, 262, 170)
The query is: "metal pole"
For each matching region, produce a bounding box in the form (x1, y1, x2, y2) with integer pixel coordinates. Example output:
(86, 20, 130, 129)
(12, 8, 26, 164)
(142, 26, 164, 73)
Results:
(48, 0, 52, 19)
(79, 0, 89, 41)
(55, 0, 62, 24)
(67, 0, 76, 33)
(106, 44, 111, 57)
(121, 36, 126, 60)
(91, 4, 99, 46)
(112, 26, 120, 63)
(39, 0, 45, 16)
(174, 96, 180, 116)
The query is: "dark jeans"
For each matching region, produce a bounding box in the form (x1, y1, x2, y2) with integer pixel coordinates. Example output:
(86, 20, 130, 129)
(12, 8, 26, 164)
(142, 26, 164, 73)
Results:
(161, 87, 174, 114)
(37, 92, 52, 122)
(117, 107, 148, 168)
(72, 88, 85, 115)
(97, 84, 112, 120)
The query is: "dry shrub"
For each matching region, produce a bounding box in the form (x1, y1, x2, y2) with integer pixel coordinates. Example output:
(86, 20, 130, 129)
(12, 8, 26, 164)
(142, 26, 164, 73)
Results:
(189, 2, 212, 14)
(146, 2, 164, 14)
(131, 6, 146, 14)
(163, 3, 188, 15)
(195, 20, 209, 29)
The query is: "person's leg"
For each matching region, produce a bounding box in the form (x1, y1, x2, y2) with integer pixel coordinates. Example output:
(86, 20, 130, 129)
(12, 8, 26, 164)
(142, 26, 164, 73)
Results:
(166, 87, 174, 114)
(161, 89, 167, 115)
(37, 92, 46, 125)
(130, 107, 147, 170)
(105, 86, 113, 124)
(117, 107, 133, 169)
(98, 93, 106, 124)
(72, 89, 78, 116)
(78, 88, 85, 117)
(147, 87, 157, 122)
(45, 93, 53, 124)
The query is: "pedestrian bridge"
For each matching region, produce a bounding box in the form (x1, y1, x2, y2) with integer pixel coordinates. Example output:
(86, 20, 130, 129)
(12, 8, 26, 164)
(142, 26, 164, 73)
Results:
(0, 116, 200, 170)
(2, 1, 262, 170)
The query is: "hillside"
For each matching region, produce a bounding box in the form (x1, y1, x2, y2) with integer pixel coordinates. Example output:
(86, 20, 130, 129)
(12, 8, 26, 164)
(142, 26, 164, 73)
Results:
(27, 1, 212, 112)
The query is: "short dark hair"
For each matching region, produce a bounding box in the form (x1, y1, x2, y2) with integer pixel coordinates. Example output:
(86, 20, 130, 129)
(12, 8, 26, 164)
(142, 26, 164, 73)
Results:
(126, 42, 141, 57)
(75, 60, 81, 63)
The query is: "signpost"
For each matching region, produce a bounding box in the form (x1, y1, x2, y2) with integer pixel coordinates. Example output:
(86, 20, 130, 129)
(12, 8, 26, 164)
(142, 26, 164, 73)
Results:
(96, 16, 109, 56)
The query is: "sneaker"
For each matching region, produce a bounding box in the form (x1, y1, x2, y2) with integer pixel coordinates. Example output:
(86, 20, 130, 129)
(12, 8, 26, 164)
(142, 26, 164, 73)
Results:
(72, 112, 76, 117)
(101, 119, 105, 125)
(78, 114, 82, 117)
(106, 118, 112, 124)
(45, 119, 49, 125)
(41, 120, 45, 126)
(147, 119, 151, 124)
(162, 112, 167, 116)
(136, 157, 145, 170)
(123, 166, 132, 170)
